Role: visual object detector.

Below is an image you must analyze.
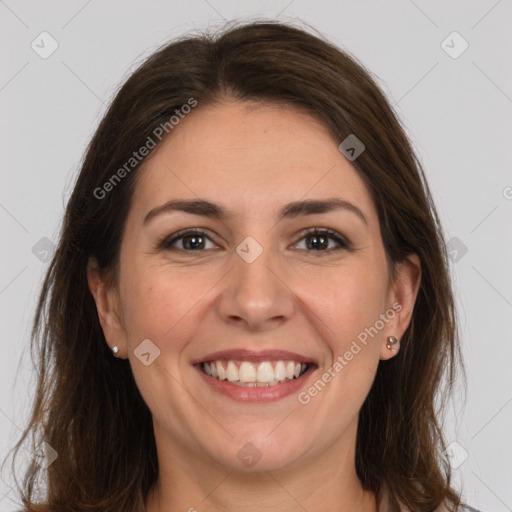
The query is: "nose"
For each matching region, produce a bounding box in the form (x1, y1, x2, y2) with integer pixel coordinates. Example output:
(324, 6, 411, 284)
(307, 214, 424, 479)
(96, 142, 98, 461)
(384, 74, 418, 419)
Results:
(217, 242, 295, 330)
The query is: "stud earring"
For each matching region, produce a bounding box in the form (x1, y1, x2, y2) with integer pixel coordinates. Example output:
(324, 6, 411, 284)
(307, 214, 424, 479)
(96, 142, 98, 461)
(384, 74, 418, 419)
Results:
(386, 336, 399, 350)
(112, 345, 119, 357)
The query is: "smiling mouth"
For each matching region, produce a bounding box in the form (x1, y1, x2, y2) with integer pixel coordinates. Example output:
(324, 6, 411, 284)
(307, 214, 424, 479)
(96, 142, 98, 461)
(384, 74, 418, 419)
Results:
(200, 359, 311, 387)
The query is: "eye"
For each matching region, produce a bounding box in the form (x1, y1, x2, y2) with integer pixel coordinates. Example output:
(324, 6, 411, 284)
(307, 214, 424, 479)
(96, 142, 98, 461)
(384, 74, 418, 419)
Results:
(293, 228, 351, 253)
(159, 229, 218, 252)
(159, 227, 351, 254)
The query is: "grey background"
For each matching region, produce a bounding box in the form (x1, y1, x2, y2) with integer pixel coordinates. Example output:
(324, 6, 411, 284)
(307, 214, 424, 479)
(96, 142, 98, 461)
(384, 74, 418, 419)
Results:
(1, 1, 511, 510)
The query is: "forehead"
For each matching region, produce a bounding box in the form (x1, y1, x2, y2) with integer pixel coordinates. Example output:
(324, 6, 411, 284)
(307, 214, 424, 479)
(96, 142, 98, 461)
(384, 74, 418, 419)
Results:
(130, 101, 377, 224)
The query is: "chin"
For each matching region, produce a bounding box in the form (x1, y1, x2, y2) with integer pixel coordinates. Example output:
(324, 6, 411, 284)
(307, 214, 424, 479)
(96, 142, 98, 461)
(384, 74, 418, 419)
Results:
(204, 434, 307, 473)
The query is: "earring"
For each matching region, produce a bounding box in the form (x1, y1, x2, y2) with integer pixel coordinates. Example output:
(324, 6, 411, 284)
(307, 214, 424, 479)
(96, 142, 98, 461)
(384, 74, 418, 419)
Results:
(386, 336, 399, 350)
(112, 345, 120, 357)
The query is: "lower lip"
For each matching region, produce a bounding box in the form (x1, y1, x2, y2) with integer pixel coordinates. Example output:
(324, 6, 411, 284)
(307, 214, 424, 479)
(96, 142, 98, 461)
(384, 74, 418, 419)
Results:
(194, 364, 316, 402)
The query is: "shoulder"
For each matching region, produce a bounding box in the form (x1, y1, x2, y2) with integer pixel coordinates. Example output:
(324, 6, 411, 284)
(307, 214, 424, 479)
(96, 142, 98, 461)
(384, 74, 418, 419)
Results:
(460, 507, 483, 512)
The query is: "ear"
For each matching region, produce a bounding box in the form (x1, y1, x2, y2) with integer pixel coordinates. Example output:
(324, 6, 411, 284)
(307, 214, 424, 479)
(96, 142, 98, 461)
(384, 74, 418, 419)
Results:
(87, 257, 127, 359)
(380, 253, 421, 361)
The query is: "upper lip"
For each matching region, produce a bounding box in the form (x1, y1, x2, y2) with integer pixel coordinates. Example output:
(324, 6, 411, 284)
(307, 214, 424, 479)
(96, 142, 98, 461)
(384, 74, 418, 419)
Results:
(192, 349, 317, 365)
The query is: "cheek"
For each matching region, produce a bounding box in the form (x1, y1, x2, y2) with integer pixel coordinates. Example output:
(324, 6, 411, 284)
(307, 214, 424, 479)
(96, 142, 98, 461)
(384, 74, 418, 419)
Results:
(305, 263, 388, 349)
(120, 263, 220, 347)
(119, 270, 201, 410)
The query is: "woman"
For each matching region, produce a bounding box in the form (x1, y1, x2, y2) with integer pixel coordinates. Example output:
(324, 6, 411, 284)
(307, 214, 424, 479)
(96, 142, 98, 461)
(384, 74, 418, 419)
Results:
(5, 20, 482, 512)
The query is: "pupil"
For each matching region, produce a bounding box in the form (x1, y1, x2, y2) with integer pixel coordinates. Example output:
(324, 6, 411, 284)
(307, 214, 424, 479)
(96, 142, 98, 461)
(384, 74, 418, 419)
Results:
(185, 235, 204, 250)
(308, 234, 327, 250)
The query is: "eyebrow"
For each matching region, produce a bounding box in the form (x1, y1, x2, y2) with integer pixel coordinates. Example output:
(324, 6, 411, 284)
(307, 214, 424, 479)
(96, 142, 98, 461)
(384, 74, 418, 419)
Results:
(143, 198, 368, 226)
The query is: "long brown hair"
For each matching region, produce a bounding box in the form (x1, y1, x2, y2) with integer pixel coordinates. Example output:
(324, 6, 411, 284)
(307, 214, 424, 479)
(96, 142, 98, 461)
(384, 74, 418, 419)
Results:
(3, 19, 468, 511)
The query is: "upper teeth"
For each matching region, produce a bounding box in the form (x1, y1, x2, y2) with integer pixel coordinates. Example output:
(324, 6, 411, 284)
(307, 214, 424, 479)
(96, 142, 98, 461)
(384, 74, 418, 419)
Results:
(202, 360, 307, 384)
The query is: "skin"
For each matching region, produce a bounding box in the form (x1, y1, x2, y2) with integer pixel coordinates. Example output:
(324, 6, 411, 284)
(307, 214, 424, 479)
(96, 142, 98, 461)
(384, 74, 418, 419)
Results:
(88, 100, 421, 512)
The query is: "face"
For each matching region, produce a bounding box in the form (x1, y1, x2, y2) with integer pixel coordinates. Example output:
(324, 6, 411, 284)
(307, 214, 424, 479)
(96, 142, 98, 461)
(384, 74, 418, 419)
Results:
(89, 101, 420, 475)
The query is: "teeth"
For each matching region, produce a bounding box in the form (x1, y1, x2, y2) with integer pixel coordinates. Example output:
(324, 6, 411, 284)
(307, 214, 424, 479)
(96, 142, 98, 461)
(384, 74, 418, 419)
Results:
(274, 361, 286, 381)
(239, 362, 256, 382)
(286, 362, 295, 379)
(226, 361, 239, 382)
(201, 359, 309, 386)
(216, 361, 226, 380)
(256, 362, 274, 382)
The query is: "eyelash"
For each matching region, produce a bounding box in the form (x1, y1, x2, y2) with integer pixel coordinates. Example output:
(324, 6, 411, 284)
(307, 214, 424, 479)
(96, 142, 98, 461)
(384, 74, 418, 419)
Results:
(158, 227, 352, 255)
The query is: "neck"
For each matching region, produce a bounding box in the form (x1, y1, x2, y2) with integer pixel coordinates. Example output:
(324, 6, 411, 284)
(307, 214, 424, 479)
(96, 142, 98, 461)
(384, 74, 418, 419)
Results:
(145, 421, 377, 512)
